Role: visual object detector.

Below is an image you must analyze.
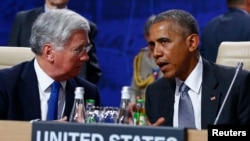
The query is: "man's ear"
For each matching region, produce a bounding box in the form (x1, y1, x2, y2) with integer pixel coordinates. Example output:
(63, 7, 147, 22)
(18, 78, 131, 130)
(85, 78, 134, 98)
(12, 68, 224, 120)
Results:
(186, 34, 199, 52)
(43, 44, 54, 62)
(246, 0, 250, 13)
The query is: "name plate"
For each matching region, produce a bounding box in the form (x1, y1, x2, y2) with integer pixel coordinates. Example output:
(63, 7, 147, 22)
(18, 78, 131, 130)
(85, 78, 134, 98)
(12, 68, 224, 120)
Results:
(32, 122, 186, 141)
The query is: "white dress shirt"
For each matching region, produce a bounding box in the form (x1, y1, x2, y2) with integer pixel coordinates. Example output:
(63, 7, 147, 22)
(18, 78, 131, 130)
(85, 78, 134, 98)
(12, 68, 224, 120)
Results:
(173, 56, 203, 130)
(34, 59, 66, 120)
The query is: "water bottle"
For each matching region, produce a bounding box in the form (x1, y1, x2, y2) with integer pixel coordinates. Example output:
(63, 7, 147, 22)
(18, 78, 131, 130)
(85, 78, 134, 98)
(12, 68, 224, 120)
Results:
(117, 86, 133, 125)
(134, 98, 147, 125)
(69, 87, 86, 123)
(86, 99, 95, 110)
(85, 99, 96, 123)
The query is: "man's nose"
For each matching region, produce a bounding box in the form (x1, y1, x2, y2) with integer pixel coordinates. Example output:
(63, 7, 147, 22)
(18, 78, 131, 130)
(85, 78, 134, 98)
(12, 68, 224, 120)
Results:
(80, 52, 89, 61)
(153, 45, 162, 58)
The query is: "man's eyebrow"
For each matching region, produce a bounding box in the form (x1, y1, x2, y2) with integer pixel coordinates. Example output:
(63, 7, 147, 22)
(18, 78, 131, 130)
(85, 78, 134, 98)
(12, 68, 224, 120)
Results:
(148, 41, 155, 46)
(157, 37, 170, 42)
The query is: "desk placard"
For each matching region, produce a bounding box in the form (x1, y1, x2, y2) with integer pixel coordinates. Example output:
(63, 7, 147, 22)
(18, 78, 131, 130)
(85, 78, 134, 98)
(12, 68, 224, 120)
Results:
(32, 122, 186, 141)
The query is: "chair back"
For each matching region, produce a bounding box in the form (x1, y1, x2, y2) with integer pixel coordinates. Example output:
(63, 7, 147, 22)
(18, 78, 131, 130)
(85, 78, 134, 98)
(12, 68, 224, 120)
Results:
(0, 47, 34, 69)
(215, 41, 250, 71)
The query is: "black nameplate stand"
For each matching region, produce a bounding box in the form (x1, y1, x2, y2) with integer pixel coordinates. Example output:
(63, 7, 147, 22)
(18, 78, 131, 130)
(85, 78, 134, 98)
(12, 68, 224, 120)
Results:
(32, 122, 186, 141)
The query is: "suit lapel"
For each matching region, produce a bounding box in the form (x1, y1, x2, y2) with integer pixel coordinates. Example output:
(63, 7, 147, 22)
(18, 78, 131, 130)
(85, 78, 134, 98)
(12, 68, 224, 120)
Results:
(166, 79, 176, 125)
(158, 78, 176, 126)
(18, 60, 41, 119)
(18, 60, 77, 120)
(201, 59, 222, 128)
(63, 79, 77, 118)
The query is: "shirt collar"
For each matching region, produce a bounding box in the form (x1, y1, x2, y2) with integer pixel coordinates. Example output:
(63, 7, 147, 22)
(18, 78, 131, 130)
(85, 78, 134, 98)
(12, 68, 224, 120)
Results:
(175, 55, 203, 94)
(34, 58, 66, 92)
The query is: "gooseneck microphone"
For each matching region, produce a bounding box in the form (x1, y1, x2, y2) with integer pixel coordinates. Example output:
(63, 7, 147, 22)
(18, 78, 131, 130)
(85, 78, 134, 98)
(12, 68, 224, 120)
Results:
(213, 62, 244, 125)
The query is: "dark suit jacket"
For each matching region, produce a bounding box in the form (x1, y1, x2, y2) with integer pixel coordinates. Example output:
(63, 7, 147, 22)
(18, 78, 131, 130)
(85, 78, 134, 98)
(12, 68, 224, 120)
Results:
(0, 59, 100, 121)
(145, 58, 250, 129)
(200, 8, 250, 62)
(8, 7, 102, 85)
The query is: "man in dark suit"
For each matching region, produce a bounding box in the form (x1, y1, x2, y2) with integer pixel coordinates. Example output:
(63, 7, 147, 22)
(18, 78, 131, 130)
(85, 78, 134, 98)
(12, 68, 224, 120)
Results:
(8, 0, 102, 85)
(145, 9, 250, 129)
(0, 9, 100, 121)
(200, 0, 250, 62)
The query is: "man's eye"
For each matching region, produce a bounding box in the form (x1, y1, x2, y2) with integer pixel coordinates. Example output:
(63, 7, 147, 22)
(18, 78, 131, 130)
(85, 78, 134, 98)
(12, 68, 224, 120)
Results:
(76, 48, 81, 52)
(148, 41, 155, 47)
(160, 39, 170, 47)
(161, 39, 169, 43)
(162, 41, 167, 45)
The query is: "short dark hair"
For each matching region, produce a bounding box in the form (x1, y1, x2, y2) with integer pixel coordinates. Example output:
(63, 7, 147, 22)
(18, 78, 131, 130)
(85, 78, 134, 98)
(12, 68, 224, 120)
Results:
(144, 15, 156, 36)
(152, 9, 199, 38)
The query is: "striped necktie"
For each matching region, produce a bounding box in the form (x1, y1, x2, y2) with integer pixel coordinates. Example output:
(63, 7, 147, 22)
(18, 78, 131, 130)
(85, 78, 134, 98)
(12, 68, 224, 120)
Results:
(178, 83, 195, 128)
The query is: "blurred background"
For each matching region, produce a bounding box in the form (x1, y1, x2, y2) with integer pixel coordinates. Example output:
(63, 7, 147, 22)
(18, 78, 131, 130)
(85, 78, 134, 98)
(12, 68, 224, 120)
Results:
(0, 0, 227, 107)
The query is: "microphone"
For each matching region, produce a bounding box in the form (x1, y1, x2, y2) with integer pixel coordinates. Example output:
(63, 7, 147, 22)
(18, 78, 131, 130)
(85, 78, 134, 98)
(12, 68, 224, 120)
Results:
(213, 62, 243, 125)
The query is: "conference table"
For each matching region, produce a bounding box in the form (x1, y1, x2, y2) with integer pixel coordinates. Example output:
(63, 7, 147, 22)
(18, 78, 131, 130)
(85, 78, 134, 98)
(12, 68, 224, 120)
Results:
(0, 120, 207, 141)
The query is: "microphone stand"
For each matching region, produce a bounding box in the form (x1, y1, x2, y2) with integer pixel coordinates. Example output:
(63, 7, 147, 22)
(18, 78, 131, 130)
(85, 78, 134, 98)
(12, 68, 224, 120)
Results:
(213, 62, 243, 125)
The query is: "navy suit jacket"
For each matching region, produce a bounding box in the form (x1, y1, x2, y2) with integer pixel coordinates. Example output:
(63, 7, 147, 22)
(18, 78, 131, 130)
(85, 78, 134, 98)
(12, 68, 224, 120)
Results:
(200, 8, 250, 62)
(0, 59, 100, 121)
(8, 7, 102, 85)
(145, 58, 250, 129)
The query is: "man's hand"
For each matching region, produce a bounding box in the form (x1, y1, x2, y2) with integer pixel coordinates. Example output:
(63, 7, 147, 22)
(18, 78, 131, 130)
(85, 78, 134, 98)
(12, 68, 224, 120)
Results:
(130, 102, 165, 126)
(57, 116, 68, 122)
(147, 117, 165, 126)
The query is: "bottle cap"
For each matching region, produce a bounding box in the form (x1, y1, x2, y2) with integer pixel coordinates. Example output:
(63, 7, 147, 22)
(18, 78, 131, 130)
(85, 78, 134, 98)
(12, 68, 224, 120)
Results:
(86, 99, 95, 103)
(136, 99, 145, 103)
(121, 86, 130, 99)
(74, 87, 84, 99)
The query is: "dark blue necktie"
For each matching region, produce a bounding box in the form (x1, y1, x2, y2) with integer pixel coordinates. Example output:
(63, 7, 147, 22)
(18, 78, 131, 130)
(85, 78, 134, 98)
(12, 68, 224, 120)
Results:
(178, 83, 195, 128)
(47, 81, 61, 120)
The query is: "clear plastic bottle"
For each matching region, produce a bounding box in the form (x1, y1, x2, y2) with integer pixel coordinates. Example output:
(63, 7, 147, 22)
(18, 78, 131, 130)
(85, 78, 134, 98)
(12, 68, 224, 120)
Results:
(117, 86, 133, 125)
(134, 99, 147, 125)
(69, 87, 86, 123)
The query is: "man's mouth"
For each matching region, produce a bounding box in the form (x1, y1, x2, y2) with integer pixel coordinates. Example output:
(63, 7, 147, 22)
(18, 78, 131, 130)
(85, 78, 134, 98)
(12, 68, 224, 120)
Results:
(157, 60, 168, 67)
(157, 61, 169, 72)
